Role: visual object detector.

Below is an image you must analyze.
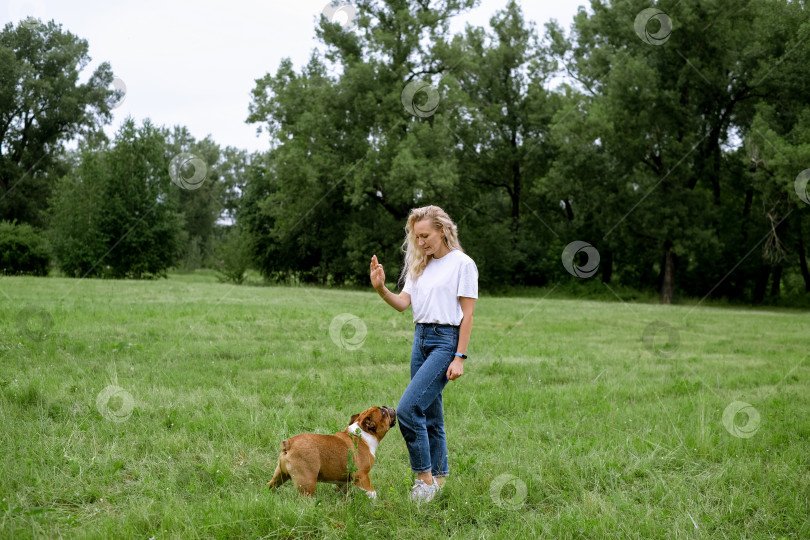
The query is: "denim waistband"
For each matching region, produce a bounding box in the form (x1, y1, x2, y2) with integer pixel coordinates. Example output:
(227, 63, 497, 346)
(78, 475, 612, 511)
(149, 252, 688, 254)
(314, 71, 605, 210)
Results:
(415, 322, 459, 328)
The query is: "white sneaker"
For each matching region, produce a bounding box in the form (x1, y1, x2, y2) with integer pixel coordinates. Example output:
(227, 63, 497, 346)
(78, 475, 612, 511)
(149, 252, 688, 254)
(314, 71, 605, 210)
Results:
(409, 479, 439, 503)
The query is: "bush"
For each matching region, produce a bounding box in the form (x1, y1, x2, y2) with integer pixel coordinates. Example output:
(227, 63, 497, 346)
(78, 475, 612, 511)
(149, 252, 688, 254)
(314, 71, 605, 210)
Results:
(213, 226, 252, 284)
(0, 221, 50, 276)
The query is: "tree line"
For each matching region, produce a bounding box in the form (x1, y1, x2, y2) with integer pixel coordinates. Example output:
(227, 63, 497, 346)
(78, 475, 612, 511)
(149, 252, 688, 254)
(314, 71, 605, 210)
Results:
(1, 0, 809, 304)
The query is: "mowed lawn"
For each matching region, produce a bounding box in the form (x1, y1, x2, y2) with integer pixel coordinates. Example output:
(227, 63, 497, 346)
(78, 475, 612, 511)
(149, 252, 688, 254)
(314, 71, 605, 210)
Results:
(1, 272, 808, 539)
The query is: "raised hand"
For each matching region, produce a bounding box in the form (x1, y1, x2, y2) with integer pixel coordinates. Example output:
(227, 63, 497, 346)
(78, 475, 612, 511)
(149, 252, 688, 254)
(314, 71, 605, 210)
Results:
(370, 254, 385, 291)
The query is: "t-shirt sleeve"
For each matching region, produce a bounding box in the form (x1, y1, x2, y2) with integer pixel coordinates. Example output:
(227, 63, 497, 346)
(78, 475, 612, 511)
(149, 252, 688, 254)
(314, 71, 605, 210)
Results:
(457, 260, 478, 298)
(402, 273, 413, 295)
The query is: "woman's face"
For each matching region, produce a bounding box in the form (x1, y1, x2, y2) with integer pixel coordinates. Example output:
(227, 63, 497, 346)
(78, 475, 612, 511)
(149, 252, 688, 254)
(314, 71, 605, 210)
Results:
(413, 219, 445, 257)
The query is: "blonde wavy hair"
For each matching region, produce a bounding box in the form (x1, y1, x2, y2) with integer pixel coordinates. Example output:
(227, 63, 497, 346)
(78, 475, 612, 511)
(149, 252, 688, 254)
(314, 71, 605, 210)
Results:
(398, 205, 465, 286)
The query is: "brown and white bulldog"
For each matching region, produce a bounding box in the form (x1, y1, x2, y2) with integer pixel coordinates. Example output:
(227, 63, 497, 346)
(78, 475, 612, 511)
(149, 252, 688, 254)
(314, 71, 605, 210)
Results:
(267, 406, 397, 498)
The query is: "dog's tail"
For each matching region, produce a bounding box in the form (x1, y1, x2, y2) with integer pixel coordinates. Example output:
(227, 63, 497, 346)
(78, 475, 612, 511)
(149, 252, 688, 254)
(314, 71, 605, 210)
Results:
(268, 440, 292, 490)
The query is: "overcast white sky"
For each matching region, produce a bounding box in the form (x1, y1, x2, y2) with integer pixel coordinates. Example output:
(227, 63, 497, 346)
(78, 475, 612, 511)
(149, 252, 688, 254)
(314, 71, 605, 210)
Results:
(3, 0, 586, 153)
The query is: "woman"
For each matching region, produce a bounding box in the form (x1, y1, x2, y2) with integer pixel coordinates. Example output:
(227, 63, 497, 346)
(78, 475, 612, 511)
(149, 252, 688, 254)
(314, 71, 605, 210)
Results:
(369, 205, 478, 502)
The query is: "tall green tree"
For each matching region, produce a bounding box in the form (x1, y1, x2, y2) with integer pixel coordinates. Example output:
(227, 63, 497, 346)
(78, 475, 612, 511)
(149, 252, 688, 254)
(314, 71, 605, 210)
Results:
(163, 126, 247, 270)
(49, 119, 183, 278)
(0, 20, 117, 227)
(246, 55, 358, 283)
(747, 104, 810, 296)
(246, 1, 477, 284)
(440, 1, 561, 286)
(545, 0, 810, 302)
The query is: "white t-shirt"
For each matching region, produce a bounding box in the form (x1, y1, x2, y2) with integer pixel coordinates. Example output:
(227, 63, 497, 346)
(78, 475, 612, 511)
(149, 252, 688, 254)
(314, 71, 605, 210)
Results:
(402, 249, 478, 325)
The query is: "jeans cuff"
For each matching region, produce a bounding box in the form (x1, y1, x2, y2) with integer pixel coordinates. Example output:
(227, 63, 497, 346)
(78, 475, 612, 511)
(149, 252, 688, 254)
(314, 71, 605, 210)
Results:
(411, 466, 433, 474)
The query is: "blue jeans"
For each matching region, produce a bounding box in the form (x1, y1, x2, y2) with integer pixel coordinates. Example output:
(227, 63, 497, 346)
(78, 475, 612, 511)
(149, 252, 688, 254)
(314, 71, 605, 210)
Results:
(398, 323, 459, 476)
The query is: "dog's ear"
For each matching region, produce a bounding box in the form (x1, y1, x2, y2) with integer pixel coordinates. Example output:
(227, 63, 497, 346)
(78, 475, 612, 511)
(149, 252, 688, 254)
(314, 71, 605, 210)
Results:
(350, 414, 360, 424)
(361, 417, 377, 433)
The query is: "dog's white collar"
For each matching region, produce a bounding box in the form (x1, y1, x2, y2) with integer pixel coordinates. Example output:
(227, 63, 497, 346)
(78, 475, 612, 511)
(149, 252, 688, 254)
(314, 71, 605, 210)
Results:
(347, 422, 379, 457)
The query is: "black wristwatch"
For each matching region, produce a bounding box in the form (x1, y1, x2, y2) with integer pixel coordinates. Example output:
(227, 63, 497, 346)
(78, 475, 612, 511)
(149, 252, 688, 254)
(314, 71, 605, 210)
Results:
(454, 352, 467, 360)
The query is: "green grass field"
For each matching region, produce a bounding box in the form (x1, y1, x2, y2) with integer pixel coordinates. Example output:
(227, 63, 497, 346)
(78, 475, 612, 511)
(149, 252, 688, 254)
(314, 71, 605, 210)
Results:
(1, 272, 808, 539)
